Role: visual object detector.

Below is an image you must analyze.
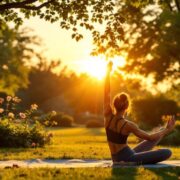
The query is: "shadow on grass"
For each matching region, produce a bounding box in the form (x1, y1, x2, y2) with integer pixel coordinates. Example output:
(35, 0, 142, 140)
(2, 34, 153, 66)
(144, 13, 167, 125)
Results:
(111, 167, 137, 179)
(147, 167, 180, 179)
(111, 167, 180, 179)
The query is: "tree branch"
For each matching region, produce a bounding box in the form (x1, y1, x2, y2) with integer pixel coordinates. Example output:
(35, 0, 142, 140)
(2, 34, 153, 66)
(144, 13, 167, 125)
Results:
(0, 0, 38, 11)
(22, 0, 55, 10)
(166, 1, 173, 11)
(174, 0, 180, 12)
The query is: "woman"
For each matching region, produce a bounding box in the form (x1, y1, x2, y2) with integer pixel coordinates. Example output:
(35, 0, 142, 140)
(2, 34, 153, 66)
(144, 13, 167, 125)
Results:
(104, 62, 175, 164)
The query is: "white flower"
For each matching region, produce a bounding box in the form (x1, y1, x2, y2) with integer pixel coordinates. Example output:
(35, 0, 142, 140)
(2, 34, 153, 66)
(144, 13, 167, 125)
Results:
(2, 64, 8, 70)
(19, 112, 26, 119)
(0, 108, 4, 113)
(12, 96, 21, 103)
(51, 111, 57, 116)
(31, 104, 38, 110)
(0, 98, 4, 104)
(6, 96, 12, 102)
(8, 112, 14, 119)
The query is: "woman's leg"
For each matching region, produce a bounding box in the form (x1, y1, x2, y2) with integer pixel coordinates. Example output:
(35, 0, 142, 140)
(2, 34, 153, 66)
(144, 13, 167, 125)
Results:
(133, 137, 162, 153)
(128, 148, 172, 164)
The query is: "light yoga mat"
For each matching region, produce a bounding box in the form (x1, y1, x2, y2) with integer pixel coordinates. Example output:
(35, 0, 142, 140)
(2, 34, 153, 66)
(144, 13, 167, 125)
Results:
(0, 159, 179, 168)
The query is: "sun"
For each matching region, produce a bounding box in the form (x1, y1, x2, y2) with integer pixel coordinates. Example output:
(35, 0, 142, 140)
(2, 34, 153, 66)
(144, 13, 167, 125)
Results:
(80, 56, 126, 80)
(80, 57, 106, 80)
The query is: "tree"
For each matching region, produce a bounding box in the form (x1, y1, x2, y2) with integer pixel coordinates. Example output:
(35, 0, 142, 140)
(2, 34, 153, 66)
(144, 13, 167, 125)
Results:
(0, 0, 125, 57)
(0, 24, 40, 94)
(117, 0, 180, 84)
(17, 59, 68, 107)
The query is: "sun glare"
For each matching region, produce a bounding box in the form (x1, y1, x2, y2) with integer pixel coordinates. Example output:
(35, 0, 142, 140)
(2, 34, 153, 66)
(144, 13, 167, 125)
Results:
(80, 56, 126, 80)
(80, 57, 106, 80)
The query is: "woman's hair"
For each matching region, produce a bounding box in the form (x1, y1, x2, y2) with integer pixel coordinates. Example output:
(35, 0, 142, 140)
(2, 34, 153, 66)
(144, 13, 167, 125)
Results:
(112, 92, 130, 114)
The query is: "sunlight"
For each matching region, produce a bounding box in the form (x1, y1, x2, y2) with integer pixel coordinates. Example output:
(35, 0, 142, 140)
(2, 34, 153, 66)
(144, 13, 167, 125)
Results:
(80, 57, 106, 80)
(80, 56, 126, 80)
(111, 56, 126, 72)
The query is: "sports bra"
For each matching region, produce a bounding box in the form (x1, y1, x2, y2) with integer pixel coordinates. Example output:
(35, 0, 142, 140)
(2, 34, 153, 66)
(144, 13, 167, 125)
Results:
(105, 116, 128, 144)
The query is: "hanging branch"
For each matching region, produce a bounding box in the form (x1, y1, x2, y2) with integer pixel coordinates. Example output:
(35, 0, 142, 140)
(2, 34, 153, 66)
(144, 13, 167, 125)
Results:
(174, 0, 180, 12)
(0, 0, 55, 11)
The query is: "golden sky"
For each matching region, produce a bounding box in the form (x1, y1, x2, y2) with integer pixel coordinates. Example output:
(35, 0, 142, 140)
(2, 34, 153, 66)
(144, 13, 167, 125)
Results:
(23, 17, 94, 74)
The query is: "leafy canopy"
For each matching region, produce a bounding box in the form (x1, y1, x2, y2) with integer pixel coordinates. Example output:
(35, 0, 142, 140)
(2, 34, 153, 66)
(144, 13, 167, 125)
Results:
(118, 0, 180, 83)
(0, 0, 125, 57)
(0, 24, 40, 94)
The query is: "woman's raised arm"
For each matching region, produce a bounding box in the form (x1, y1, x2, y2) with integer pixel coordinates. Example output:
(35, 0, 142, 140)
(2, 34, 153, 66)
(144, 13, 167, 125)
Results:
(104, 62, 113, 117)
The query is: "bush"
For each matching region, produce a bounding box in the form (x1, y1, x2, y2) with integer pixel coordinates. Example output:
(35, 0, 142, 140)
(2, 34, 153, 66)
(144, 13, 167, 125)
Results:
(131, 96, 179, 129)
(159, 121, 180, 146)
(44, 112, 74, 127)
(0, 119, 51, 148)
(86, 119, 103, 128)
(0, 95, 52, 148)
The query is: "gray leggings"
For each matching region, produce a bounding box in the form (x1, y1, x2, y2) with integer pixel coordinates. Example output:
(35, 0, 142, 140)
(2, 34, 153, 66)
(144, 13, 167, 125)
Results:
(112, 139, 172, 164)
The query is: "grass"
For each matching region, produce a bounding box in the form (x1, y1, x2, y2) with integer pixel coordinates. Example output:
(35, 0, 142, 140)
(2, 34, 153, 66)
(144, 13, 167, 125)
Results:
(0, 127, 179, 180)
(0, 167, 179, 180)
(0, 127, 179, 160)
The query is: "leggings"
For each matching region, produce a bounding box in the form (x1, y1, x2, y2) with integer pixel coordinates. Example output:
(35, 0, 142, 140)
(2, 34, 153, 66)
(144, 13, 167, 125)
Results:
(112, 139, 172, 164)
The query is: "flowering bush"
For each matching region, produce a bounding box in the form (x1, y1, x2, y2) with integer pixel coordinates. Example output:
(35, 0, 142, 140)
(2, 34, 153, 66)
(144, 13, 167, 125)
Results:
(40, 112, 74, 127)
(0, 96, 52, 148)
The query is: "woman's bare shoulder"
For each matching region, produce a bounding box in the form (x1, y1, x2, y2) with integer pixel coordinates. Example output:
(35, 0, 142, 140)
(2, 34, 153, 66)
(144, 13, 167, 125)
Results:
(124, 119, 138, 128)
(104, 113, 114, 126)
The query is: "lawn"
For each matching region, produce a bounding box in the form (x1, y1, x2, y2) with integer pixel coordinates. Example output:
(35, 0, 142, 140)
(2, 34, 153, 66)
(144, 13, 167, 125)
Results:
(0, 167, 179, 180)
(0, 127, 179, 160)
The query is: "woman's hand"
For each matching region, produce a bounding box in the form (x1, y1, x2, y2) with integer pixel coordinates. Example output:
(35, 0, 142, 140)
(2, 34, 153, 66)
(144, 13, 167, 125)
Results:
(107, 61, 113, 72)
(165, 115, 176, 133)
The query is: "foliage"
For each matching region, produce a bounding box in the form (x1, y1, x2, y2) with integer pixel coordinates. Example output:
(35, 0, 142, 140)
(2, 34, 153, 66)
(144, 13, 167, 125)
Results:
(86, 119, 103, 128)
(131, 96, 179, 129)
(0, 95, 52, 148)
(118, 0, 180, 83)
(0, 24, 40, 94)
(0, 95, 37, 121)
(160, 121, 180, 146)
(42, 112, 74, 127)
(0, 119, 51, 148)
(0, 0, 125, 57)
(17, 59, 74, 111)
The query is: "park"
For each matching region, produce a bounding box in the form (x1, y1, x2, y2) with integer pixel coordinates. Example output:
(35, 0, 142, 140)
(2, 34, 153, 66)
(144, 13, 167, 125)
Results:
(0, 0, 180, 179)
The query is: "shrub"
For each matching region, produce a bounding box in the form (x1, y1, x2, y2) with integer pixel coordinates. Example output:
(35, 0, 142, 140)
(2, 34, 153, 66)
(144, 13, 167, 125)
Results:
(0, 95, 52, 148)
(159, 121, 180, 146)
(0, 119, 51, 148)
(44, 112, 74, 127)
(131, 96, 179, 129)
(86, 119, 103, 128)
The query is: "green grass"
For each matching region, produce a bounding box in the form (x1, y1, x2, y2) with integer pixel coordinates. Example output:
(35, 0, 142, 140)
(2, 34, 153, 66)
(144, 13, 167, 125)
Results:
(0, 127, 179, 160)
(0, 167, 179, 180)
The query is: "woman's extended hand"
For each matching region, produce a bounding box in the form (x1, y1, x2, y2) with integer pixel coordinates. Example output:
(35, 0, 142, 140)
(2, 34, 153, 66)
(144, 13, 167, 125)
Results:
(107, 61, 113, 72)
(166, 115, 176, 133)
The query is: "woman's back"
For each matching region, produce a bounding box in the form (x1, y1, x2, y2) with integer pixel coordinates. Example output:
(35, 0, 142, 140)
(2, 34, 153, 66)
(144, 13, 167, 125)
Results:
(105, 115, 130, 155)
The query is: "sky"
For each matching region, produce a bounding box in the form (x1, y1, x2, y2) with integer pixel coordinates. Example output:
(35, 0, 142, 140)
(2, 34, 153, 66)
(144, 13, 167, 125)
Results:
(21, 16, 171, 93)
(22, 17, 95, 74)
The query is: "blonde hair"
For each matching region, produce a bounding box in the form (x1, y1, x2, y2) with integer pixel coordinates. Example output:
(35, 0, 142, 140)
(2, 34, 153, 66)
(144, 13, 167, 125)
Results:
(112, 92, 130, 114)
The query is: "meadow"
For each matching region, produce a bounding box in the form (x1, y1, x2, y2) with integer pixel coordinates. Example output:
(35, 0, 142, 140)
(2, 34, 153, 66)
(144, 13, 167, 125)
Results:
(0, 127, 179, 160)
(0, 127, 179, 179)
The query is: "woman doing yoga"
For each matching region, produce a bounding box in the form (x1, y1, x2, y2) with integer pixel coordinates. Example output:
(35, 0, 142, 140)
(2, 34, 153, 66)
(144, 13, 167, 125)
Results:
(104, 62, 176, 164)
